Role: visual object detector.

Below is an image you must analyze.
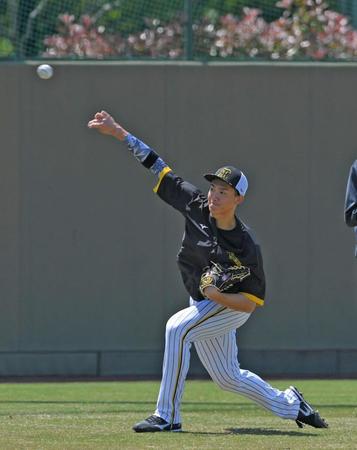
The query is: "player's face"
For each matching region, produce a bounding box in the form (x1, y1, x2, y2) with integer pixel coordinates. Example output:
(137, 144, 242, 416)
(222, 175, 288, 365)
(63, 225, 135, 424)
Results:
(207, 180, 243, 218)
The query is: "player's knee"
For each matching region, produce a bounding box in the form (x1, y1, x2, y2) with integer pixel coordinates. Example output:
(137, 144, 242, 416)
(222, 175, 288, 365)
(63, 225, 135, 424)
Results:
(214, 379, 231, 391)
(165, 316, 191, 344)
(165, 316, 182, 335)
(165, 315, 175, 330)
(212, 370, 243, 391)
(216, 377, 238, 392)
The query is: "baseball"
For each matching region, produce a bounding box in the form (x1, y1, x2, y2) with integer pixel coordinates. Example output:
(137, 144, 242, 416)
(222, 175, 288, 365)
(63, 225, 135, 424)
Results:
(36, 64, 53, 80)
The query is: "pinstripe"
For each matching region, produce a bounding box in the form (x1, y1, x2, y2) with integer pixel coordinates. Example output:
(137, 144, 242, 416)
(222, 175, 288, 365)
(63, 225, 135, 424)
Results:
(155, 298, 300, 424)
(238, 373, 297, 417)
(189, 310, 250, 339)
(169, 304, 226, 423)
(160, 305, 203, 418)
(235, 365, 297, 411)
(156, 300, 225, 423)
(215, 340, 295, 416)
(201, 337, 245, 394)
(190, 316, 249, 341)
(196, 339, 237, 391)
(195, 331, 299, 419)
(204, 340, 296, 415)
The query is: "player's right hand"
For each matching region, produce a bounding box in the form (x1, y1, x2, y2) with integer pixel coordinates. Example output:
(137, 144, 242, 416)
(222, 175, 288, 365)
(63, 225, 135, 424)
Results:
(87, 110, 128, 141)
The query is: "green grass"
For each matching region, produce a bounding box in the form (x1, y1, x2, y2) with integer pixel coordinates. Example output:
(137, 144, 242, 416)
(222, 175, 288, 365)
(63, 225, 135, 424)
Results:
(0, 379, 356, 449)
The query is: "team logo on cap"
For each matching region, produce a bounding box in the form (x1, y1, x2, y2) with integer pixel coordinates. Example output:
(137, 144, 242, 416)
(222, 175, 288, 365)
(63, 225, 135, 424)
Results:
(216, 167, 231, 181)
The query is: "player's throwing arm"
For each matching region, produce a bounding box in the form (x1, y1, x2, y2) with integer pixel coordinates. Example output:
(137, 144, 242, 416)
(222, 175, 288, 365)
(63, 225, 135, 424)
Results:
(88, 110, 172, 189)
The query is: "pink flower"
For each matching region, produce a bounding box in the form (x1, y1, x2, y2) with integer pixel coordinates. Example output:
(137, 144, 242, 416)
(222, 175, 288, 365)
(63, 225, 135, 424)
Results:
(276, 0, 293, 8)
(43, 2, 357, 61)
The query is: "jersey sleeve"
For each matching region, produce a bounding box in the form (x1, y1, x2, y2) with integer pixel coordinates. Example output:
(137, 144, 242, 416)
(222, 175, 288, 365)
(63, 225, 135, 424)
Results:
(123, 134, 203, 214)
(155, 171, 204, 215)
(239, 272, 266, 306)
(230, 244, 266, 306)
(345, 161, 357, 227)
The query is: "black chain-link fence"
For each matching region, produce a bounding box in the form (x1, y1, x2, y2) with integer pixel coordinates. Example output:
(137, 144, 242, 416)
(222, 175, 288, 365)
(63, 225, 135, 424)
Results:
(1, 0, 357, 61)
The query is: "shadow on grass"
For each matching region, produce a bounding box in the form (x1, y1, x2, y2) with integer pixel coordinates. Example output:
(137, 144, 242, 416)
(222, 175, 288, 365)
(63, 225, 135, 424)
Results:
(226, 427, 317, 437)
(179, 427, 316, 436)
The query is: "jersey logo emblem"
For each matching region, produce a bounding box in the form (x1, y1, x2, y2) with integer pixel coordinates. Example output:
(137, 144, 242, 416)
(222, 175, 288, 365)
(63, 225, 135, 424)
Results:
(228, 252, 242, 267)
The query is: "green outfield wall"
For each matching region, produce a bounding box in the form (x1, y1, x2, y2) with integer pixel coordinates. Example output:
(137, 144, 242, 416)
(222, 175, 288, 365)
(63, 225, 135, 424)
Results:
(0, 62, 356, 378)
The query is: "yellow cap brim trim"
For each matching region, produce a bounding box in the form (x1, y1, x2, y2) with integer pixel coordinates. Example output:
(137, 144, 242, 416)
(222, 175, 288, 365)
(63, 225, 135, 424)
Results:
(241, 292, 264, 306)
(153, 167, 172, 193)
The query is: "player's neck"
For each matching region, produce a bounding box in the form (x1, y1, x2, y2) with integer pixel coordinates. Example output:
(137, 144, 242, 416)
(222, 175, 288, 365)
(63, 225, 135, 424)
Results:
(215, 214, 237, 231)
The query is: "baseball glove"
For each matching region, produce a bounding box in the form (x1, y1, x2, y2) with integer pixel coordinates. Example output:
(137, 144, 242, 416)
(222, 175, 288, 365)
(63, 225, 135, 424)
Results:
(199, 262, 251, 297)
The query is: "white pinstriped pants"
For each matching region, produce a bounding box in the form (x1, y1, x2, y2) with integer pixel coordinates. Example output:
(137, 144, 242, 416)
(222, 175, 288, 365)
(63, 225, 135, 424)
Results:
(155, 298, 300, 425)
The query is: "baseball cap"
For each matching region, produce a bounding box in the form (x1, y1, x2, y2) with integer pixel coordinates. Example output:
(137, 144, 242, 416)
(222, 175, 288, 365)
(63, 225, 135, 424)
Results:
(204, 165, 248, 196)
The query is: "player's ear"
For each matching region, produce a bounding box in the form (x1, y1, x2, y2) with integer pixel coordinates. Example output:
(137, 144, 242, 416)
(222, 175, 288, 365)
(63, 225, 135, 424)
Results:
(235, 194, 244, 207)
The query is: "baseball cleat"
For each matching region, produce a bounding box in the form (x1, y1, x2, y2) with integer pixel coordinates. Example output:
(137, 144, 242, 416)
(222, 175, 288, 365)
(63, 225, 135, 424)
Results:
(132, 414, 182, 432)
(290, 386, 329, 429)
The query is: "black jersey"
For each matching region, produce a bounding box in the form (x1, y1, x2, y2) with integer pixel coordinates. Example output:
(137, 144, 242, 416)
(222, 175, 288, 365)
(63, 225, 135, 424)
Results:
(157, 171, 266, 304)
(345, 160, 357, 256)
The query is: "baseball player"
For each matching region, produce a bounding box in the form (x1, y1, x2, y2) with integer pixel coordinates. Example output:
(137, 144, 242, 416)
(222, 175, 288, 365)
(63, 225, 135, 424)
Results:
(345, 160, 357, 256)
(88, 110, 328, 432)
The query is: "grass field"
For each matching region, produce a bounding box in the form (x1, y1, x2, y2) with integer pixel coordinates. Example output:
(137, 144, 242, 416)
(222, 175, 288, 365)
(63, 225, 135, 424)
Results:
(0, 379, 356, 449)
